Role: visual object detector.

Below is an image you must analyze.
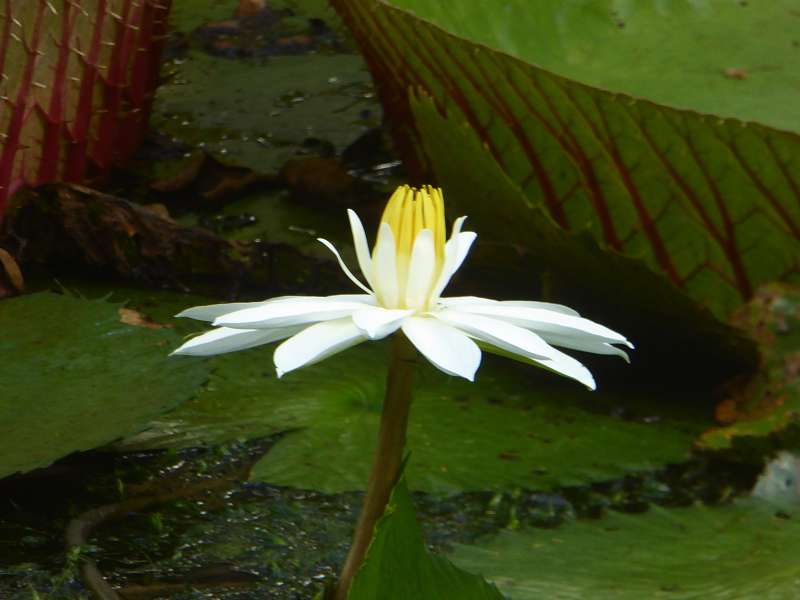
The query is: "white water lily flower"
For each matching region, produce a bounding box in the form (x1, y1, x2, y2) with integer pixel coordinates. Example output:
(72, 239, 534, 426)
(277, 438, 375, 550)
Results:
(172, 185, 632, 388)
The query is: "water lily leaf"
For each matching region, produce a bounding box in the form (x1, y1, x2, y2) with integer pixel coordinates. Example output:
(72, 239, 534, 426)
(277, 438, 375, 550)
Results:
(331, 0, 800, 319)
(698, 284, 800, 450)
(139, 341, 707, 494)
(348, 476, 502, 600)
(0, 292, 207, 478)
(450, 498, 800, 599)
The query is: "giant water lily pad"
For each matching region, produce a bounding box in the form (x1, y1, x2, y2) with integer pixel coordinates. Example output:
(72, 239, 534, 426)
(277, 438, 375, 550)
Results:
(332, 0, 800, 320)
(0, 292, 207, 478)
(450, 498, 800, 599)
(139, 341, 707, 494)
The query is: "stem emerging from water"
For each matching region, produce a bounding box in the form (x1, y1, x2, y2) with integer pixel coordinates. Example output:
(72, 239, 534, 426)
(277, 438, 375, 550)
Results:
(334, 334, 417, 599)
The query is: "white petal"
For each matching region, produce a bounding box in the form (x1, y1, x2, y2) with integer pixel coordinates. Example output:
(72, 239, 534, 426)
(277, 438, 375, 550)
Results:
(451, 303, 629, 345)
(430, 220, 477, 302)
(171, 326, 301, 357)
(317, 237, 373, 295)
(401, 316, 481, 381)
(539, 333, 631, 362)
(447, 232, 477, 278)
(439, 296, 580, 316)
(214, 296, 372, 329)
(498, 300, 580, 316)
(347, 209, 375, 290)
(176, 302, 267, 321)
(434, 309, 553, 360)
(318, 294, 378, 304)
(352, 306, 413, 339)
(274, 318, 368, 377)
(435, 309, 596, 389)
(531, 348, 596, 390)
(371, 222, 399, 308)
(405, 229, 436, 309)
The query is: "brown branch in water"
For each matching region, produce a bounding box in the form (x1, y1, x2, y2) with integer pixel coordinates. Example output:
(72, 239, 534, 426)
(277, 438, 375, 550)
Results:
(65, 462, 252, 600)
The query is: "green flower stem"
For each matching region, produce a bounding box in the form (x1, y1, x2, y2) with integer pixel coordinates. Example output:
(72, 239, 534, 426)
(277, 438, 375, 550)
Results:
(334, 334, 417, 599)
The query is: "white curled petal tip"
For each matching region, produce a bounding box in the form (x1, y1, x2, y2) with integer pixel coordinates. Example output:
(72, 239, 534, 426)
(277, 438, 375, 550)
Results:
(347, 209, 375, 290)
(551, 353, 596, 390)
(317, 237, 373, 295)
(449, 215, 468, 238)
(609, 344, 631, 363)
(533, 331, 633, 362)
(430, 230, 477, 301)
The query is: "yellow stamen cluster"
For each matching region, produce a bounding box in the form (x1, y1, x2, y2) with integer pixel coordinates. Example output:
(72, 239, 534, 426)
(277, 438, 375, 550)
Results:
(373, 185, 446, 308)
(379, 184, 446, 268)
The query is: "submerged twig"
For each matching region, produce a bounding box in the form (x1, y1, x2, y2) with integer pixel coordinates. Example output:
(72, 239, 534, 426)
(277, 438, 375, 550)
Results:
(64, 456, 254, 600)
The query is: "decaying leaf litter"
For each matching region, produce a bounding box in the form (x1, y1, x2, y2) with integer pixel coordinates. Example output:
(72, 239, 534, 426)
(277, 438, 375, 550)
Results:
(0, 0, 799, 599)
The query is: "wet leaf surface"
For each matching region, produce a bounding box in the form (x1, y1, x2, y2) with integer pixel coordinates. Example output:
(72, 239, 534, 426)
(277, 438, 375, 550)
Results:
(451, 497, 800, 600)
(0, 292, 207, 478)
(127, 341, 709, 495)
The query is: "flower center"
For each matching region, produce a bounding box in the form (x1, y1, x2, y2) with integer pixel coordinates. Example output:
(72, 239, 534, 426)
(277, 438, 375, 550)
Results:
(374, 185, 446, 310)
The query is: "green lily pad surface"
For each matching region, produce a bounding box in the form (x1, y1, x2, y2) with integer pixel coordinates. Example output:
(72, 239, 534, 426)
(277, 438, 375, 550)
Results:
(0, 292, 207, 478)
(451, 499, 800, 599)
(139, 341, 707, 494)
(348, 477, 502, 599)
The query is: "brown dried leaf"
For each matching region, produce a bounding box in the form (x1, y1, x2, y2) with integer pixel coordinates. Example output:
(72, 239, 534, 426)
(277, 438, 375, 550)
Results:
(118, 307, 170, 329)
(0, 247, 24, 297)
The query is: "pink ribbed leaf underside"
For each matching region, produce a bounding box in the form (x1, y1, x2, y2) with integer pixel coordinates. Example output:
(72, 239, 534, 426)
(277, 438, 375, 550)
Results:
(0, 0, 171, 223)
